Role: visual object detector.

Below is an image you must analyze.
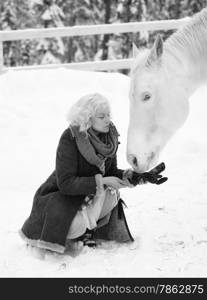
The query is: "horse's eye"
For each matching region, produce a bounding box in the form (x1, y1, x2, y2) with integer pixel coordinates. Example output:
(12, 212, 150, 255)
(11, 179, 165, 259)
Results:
(142, 93, 151, 102)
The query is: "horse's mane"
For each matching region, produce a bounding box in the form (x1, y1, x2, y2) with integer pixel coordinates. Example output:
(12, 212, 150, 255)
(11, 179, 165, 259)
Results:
(165, 7, 207, 66)
(131, 7, 207, 78)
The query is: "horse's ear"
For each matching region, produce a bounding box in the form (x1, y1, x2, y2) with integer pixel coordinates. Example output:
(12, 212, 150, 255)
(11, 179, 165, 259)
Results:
(132, 43, 139, 57)
(154, 34, 163, 58)
(147, 34, 163, 65)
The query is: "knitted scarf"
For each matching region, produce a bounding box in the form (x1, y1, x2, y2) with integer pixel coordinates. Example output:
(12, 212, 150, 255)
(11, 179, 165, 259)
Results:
(70, 123, 119, 174)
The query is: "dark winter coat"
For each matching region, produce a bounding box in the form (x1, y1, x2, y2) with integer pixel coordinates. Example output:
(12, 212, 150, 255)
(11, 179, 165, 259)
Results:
(20, 127, 124, 253)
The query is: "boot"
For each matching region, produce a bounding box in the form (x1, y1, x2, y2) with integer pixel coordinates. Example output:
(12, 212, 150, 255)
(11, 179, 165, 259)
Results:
(76, 229, 97, 248)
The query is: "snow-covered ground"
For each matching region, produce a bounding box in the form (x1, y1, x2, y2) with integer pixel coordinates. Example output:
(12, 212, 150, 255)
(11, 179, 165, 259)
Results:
(0, 67, 207, 277)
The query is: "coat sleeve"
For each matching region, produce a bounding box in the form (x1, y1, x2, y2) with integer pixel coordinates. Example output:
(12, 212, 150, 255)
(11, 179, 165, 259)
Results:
(106, 154, 124, 179)
(56, 129, 100, 196)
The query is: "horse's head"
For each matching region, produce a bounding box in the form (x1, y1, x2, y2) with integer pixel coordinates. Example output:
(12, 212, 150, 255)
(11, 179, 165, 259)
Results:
(127, 35, 190, 172)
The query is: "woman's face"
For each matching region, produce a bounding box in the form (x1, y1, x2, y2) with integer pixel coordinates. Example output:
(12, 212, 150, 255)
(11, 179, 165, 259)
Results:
(91, 107, 111, 133)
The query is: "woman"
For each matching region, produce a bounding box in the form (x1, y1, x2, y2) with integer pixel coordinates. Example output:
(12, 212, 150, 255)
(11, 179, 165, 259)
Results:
(19, 93, 167, 253)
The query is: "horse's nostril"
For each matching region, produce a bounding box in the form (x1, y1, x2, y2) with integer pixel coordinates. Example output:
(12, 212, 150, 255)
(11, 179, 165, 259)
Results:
(132, 156, 138, 167)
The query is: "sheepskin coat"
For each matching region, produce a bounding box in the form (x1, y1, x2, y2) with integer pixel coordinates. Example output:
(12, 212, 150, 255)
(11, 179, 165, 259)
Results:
(20, 127, 124, 253)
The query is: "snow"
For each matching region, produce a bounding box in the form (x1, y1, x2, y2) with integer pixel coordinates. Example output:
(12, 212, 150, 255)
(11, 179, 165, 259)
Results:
(0, 67, 207, 277)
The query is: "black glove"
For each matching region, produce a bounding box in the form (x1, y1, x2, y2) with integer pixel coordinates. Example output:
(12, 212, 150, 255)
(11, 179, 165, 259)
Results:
(127, 162, 168, 186)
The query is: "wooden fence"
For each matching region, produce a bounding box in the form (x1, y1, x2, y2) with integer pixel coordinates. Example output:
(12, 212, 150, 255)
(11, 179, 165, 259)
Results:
(0, 17, 190, 72)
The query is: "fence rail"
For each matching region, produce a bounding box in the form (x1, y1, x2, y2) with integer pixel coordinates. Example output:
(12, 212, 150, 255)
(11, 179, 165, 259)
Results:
(0, 17, 190, 72)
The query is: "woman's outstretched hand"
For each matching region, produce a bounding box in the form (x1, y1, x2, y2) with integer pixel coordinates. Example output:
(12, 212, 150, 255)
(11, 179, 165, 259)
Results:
(102, 176, 129, 190)
(124, 162, 168, 186)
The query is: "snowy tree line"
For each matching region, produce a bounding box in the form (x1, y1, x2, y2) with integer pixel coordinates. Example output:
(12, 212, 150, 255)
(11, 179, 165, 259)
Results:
(0, 0, 207, 71)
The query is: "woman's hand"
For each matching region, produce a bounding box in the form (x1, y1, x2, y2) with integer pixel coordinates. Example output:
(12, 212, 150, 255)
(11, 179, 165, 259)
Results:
(123, 162, 168, 186)
(102, 176, 129, 190)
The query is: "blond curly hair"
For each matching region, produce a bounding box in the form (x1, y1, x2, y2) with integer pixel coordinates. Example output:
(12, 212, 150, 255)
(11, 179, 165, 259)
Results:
(67, 93, 111, 132)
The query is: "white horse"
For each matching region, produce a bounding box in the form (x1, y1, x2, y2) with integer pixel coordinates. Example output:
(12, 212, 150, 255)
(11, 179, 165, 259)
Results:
(127, 7, 207, 172)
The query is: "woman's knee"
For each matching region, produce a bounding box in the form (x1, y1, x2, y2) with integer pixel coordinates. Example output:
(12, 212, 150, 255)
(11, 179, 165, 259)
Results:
(99, 188, 118, 219)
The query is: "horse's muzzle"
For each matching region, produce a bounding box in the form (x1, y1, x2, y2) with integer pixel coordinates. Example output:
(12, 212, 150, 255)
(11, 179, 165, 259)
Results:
(127, 152, 156, 172)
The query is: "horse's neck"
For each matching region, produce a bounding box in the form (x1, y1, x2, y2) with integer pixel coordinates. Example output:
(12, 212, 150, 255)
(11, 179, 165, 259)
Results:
(180, 51, 207, 91)
(164, 45, 207, 98)
(164, 9, 207, 96)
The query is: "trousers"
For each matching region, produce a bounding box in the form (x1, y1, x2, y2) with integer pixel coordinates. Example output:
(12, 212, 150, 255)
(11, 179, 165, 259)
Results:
(67, 187, 118, 239)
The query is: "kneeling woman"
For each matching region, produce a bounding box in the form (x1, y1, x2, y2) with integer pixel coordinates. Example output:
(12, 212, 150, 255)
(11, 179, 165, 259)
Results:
(20, 93, 136, 253)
